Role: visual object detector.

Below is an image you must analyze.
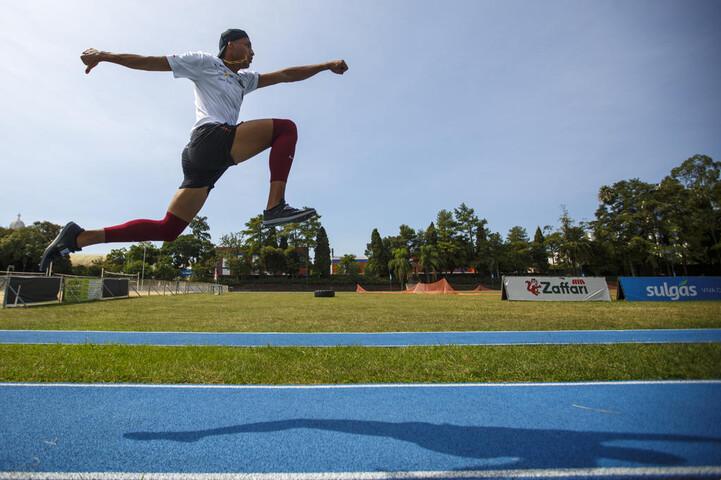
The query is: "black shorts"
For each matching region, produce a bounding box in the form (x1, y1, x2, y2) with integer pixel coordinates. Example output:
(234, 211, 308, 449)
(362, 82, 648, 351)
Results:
(180, 123, 238, 190)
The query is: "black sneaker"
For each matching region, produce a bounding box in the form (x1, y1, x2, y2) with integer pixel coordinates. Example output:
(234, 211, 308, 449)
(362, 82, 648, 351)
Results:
(38, 222, 85, 272)
(262, 201, 317, 227)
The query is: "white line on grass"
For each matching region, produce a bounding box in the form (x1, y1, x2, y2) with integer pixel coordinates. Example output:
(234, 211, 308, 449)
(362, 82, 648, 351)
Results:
(2, 328, 720, 335)
(1, 341, 719, 348)
(1, 380, 720, 390)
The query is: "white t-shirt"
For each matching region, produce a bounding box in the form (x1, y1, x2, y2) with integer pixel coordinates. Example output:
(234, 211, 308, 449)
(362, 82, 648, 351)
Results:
(167, 51, 260, 130)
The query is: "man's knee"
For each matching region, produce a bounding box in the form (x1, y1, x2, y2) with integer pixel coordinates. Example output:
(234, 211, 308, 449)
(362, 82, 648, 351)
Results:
(272, 118, 297, 141)
(158, 212, 190, 241)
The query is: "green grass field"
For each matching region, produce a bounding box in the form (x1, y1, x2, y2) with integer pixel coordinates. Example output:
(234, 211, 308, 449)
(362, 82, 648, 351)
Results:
(1, 292, 720, 384)
(1, 292, 720, 332)
(1, 343, 719, 384)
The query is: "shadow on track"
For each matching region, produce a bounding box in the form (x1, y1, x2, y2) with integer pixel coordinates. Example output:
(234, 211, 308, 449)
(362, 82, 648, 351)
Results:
(124, 419, 721, 468)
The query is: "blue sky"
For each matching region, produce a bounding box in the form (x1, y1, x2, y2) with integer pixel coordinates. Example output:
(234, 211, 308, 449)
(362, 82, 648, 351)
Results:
(1, 0, 720, 257)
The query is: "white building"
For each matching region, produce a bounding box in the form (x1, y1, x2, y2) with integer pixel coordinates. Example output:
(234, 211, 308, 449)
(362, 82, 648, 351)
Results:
(9, 214, 25, 230)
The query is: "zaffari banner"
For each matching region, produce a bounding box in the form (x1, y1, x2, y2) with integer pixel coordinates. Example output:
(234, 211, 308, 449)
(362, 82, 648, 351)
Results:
(502, 276, 611, 301)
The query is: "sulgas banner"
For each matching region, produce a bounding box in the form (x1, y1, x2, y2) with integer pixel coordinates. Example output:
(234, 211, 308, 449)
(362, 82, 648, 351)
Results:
(618, 276, 721, 301)
(502, 276, 611, 302)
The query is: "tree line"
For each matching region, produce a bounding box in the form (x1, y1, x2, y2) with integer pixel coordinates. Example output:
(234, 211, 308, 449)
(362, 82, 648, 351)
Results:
(0, 214, 333, 282)
(2, 155, 718, 283)
(362, 155, 720, 287)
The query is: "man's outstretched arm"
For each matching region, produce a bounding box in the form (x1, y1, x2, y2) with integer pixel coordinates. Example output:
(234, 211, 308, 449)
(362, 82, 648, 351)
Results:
(81, 48, 171, 74)
(257, 60, 348, 89)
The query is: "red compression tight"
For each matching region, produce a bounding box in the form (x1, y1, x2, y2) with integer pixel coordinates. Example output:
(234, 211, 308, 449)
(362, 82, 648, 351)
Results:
(269, 119, 297, 182)
(104, 212, 188, 243)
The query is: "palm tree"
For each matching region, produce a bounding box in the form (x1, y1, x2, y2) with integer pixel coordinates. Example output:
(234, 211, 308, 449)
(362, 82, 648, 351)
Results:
(418, 245, 440, 282)
(388, 248, 412, 289)
(338, 254, 359, 277)
(558, 208, 592, 275)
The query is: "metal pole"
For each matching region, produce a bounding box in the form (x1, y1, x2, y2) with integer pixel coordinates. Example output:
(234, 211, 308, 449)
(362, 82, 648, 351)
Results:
(14, 285, 21, 307)
(141, 244, 146, 290)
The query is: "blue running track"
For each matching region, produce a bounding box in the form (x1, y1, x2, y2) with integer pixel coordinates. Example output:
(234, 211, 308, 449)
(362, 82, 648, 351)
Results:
(2, 328, 721, 347)
(1, 381, 720, 479)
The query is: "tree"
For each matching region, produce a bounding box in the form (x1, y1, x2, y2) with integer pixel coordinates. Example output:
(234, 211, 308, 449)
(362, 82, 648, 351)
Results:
(0, 222, 70, 273)
(417, 244, 440, 282)
(241, 215, 267, 269)
(124, 260, 145, 276)
(280, 215, 322, 250)
(424, 222, 438, 247)
(219, 232, 245, 254)
(436, 209, 461, 273)
(153, 259, 179, 280)
(73, 259, 103, 277)
(190, 256, 218, 282)
(261, 246, 287, 275)
(190, 216, 212, 243)
(102, 248, 127, 272)
(218, 232, 247, 281)
(454, 203, 484, 269)
(670, 154, 721, 271)
(162, 235, 200, 269)
(454, 203, 479, 245)
(284, 247, 303, 276)
(365, 228, 389, 278)
(594, 179, 657, 275)
(277, 215, 321, 277)
(388, 247, 412, 289)
(473, 221, 492, 276)
(530, 226, 549, 274)
(162, 216, 216, 270)
(505, 226, 532, 274)
(654, 177, 695, 275)
(557, 207, 592, 275)
(485, 232, 507, 279)
(126, 242, 160, 274)
(398, 225, 421, 258)
(338, 254, 359, 277)
(544, 229, 563, 271)
(314, 226, 331, 277)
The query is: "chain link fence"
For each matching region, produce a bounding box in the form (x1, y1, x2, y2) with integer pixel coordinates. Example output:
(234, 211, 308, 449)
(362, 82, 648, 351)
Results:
(1, 270, 227, 305)
(132, 279, 228, 296)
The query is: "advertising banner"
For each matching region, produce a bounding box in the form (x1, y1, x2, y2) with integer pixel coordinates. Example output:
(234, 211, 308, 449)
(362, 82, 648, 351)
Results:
(3, 276, 62, 307)
(62, 278, 129, 303)
(618, 276, 721, 301)
(102, 278, 130, 299)
(502, 276, 611, 302)
(63, 277, 103, 303)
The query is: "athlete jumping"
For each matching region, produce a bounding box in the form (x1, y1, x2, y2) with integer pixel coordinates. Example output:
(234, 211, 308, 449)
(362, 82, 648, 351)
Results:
(39, 28, 348, 272)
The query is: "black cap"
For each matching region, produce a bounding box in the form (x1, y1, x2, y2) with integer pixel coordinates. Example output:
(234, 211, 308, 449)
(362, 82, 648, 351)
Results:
(218, 28, 249, 58)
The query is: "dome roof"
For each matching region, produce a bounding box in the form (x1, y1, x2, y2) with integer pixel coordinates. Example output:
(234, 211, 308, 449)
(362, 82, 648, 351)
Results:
(9, 214, 25, 230)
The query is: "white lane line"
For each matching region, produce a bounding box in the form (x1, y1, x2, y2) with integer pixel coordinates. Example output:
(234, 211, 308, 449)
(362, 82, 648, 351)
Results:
(2, 328, 720, 335)
(1, 466, 721, 479)
(1, 380, 720, 390)
(571, 404, 620, 415)
(1, 341, 719, 347)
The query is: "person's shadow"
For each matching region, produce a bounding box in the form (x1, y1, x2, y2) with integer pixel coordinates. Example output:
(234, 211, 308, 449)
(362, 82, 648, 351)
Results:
(124, 419, 721, 468)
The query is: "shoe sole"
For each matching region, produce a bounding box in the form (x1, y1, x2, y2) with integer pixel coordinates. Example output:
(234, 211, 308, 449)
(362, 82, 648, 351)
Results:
(38, 222, 78, 272)
(262, 209, 317, 227)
